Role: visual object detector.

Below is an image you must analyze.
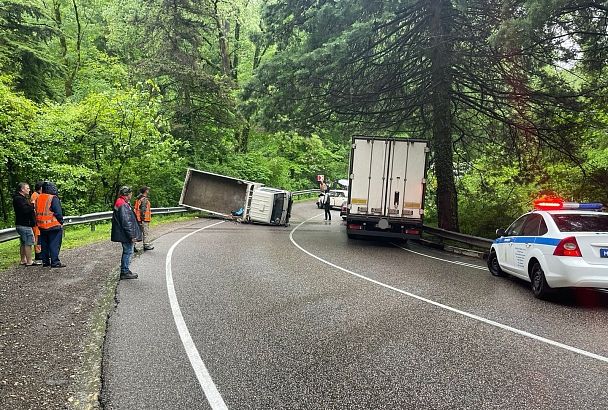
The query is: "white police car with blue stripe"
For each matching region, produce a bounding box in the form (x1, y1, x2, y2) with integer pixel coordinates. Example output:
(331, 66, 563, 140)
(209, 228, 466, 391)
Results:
(487, 198, 608, 299)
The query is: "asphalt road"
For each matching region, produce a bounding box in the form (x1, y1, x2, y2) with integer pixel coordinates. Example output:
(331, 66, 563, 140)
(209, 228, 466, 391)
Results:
(101, 202, 608, 409)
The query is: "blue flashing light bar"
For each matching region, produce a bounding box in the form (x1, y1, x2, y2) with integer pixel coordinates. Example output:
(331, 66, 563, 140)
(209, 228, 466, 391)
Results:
(562, 202, 604, 210)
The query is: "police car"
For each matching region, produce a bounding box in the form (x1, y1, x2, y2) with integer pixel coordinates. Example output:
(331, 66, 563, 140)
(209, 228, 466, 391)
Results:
(487, 197, 608, 299)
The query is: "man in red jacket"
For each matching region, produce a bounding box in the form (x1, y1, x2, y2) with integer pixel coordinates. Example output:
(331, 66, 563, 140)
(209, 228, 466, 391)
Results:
(111, 186, 142, 279)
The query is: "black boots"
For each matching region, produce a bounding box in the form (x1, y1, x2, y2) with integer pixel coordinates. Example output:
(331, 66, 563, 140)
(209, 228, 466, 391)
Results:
(120, 271, 138, 280)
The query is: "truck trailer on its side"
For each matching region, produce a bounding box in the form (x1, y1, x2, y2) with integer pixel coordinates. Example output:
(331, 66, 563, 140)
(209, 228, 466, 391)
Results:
(179, 168, 292, 226)
(346, 136, 430, 240)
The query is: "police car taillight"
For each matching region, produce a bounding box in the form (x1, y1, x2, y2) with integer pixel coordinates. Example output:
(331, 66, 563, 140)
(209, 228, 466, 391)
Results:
(553, 237, 582, 257)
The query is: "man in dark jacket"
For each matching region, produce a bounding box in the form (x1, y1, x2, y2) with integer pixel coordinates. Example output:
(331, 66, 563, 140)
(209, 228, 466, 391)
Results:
(323, 188, 332, 221)
(111, 186, 142, 279)
(36, 182, 65, 268)
(12, 182, 40, 266)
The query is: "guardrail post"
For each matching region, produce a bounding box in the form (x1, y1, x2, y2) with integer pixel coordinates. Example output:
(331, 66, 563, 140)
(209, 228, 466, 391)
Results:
(90, 222, 96, 232)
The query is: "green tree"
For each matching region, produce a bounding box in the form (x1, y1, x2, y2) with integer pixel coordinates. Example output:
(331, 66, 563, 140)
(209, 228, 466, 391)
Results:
(0, 77, 41, 222)
(0, 0, 60, 100)
(247, 0, 608, 231)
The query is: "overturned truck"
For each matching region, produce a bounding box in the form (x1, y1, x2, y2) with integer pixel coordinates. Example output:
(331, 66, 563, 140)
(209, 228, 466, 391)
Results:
(179, 169, 293, 226)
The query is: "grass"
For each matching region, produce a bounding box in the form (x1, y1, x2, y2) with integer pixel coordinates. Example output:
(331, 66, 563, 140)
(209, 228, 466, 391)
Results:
(293, 194, 320, 203)
(0, 213, 196, 271)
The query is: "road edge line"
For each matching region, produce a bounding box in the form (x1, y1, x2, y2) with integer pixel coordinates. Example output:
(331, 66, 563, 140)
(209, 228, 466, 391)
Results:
(166, 220, 228, 409)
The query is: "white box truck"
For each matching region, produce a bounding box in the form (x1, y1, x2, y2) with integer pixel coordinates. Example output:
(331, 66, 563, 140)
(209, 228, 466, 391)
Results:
(179, 169, 292, 226)
(346, 136, 429, 240)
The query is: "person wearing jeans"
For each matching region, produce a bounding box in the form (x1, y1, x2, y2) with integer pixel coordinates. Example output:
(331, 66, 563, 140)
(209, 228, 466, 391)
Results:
(111, 186, 142, 279)
(12, 182, 41, 266)
(35, 182, 65, 268)
(121, 242, 134, 275)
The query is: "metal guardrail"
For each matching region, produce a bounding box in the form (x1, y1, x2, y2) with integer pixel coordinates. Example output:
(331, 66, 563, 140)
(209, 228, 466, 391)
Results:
(421, 225, 494, 250)
(291, 189, 319, 196)
(0, 207, 190, 244)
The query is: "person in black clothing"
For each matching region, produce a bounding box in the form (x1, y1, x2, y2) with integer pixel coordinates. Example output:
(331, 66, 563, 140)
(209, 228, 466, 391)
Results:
(12, 182, 40, 266)
(324, 188, 332, 221)
(37, 182, 66, 268)
(111, 186, 142, 279)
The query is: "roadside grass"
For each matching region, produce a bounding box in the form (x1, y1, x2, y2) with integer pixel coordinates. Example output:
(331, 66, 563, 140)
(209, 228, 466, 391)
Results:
(294, 195, 319, 203)
(0, 213, 196, 271)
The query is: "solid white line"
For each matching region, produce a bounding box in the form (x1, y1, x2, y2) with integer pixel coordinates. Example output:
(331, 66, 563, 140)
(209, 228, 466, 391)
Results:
(166, 220, 228, 410)
(392, 243, 487, 270)
(289, 215, 608, 365)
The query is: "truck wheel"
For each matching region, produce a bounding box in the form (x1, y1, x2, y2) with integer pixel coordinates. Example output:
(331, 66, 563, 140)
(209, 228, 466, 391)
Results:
(487, 251, 506, 277)
(530, 262, 551, 299)
(347, 233, 357, 240)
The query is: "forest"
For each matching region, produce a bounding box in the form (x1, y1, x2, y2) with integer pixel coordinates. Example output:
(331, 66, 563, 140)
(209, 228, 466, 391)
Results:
(1, 0, 607, 237)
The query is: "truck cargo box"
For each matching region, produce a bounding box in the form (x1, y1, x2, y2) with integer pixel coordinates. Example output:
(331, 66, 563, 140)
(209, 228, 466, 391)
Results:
(179, 169, 261, 220)
(346, 137, 429, 240)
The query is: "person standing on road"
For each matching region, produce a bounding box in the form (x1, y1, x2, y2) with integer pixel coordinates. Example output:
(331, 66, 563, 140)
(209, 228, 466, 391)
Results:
(36, 181, 65, 268)
(111, 186, 142, 280)
(12, 182, 40, 266)
(30, 181, 43, 262)
(134, 186, 154, 251)
(324, 188, 332, 221)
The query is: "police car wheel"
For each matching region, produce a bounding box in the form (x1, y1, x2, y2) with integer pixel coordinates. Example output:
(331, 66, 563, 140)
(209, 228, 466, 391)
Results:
(487, 251, 506, 277)
(530, 262, 551, 299)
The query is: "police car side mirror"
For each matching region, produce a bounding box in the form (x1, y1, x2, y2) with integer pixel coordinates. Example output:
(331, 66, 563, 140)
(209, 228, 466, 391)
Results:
(496, 228, 506, 237)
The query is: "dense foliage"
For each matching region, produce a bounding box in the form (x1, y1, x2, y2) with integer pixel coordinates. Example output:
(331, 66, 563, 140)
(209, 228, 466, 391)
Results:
(1, 0, 607, 236)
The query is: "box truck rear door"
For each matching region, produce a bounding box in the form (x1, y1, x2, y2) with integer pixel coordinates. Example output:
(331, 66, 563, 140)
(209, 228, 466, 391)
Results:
(349, 138, 390, 216)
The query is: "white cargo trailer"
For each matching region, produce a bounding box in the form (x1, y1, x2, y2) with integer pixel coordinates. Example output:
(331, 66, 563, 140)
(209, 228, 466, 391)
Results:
(179, 169, 293, 226)
(346, 136, 429, 240)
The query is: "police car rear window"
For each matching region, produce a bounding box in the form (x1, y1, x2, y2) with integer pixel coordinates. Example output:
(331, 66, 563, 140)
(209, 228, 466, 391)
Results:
(551, 214, 608, 232)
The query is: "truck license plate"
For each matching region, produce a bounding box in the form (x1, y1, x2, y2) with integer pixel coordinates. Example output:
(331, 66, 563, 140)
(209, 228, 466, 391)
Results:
(601, 248, 608, 258)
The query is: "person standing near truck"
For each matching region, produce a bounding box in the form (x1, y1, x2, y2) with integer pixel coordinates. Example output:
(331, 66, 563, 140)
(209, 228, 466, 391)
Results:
(324, 188, 332, 221)
(12, 182, 39, 266)
(111, 186, 142, 280)
(30, 181, 43, 262)
(134, 186, 154, 251)
(36, 181, 65, 268)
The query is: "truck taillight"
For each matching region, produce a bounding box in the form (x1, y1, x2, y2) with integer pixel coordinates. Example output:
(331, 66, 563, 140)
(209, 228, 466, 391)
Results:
(404, 229, 420, 235)
(553, 237, 582, 257)
(348, 224, 363, 230)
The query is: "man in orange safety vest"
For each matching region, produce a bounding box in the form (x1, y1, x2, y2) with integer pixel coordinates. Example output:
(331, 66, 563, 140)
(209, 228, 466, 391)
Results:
(134, 186, 154, 251)
(35, 181, 65, 268)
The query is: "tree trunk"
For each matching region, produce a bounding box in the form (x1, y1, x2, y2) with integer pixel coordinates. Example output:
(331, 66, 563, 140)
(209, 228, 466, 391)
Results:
(232, 18, 240, 82)
(213, 0, 231, 77)
(65, 0, 82, 98)
(237, 125, 250, 153)
(428, 0, 459, 231)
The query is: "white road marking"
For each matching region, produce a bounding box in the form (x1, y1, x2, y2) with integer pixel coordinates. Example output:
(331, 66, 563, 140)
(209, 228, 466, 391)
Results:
(290, 214, 608, 365)
(392, 243, 487, 270)
(166, 220, 228, 410)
